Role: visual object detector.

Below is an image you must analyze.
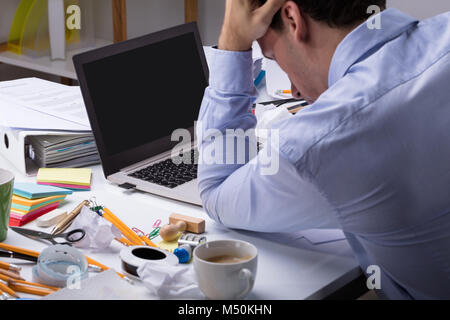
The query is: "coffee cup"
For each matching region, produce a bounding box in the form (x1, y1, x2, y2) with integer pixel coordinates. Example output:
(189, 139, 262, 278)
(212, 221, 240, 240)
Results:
(193, 240, 257, 300)
(0, 169, 14, 242)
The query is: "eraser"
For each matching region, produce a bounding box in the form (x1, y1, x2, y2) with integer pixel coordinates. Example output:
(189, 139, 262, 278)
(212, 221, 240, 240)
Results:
(35, 208, 68, 227)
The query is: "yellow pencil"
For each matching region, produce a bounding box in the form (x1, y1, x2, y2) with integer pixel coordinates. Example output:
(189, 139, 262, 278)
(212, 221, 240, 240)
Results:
(140, 235, 158, 248)
(0, 261, 21, 272)
(102, 207, 144, 246)
(8, 283, 53, 296)
(0, 243, 128, 281)
(0, 268, 24, 281)
(0, 274, 58, 291)
(276, 89, 292, 94)
(0, 280, 19, 298)
(116, 237, 134, 246)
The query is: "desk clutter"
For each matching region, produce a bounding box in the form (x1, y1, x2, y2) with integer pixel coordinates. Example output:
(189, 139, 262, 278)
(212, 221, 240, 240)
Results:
(37, 168, 92, 191)
(1, 194, 208, 299)
(9, 183, 72, 227)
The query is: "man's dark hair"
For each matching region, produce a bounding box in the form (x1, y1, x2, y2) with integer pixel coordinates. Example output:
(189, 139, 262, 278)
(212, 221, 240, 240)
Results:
(258, 0, 386, 29)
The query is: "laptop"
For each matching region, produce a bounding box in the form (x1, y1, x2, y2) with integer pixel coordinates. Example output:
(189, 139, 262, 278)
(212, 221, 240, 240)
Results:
(73, 23, 208, 206)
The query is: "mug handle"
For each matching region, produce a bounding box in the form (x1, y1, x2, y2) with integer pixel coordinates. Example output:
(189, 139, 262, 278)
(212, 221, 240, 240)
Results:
(236, 268, 253, 299)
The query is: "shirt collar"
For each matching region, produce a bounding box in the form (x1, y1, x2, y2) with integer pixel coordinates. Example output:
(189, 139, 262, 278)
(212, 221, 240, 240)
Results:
(328, 8, 419, 87)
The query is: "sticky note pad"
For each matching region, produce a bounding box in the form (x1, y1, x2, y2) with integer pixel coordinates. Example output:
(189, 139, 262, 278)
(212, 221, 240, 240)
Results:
(37, 168, 92, 186)
(11, 194, 66, 212)
(13, 182, 72, 199)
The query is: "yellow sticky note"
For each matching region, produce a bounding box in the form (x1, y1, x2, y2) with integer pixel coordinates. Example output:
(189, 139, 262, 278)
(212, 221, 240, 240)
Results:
(157, 233, 181, 252)
(37, 168, 92, 186)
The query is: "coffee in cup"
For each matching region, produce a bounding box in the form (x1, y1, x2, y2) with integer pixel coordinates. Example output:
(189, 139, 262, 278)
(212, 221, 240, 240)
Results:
(193, 240, 257, 300)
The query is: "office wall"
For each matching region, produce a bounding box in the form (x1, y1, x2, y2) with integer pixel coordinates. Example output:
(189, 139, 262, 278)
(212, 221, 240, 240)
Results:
(92, 0, 224, 46)
(388, 0, 450, 20)
(0, 0, 20, 43)
(2, 0, 450, 47)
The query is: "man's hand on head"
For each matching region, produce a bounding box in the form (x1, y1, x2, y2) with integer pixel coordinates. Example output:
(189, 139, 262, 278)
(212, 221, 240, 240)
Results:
(218, 0, 285, 52)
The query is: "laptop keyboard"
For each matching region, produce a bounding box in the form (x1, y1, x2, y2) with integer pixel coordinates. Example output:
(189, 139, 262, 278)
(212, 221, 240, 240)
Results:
(128, 149, 198, 189)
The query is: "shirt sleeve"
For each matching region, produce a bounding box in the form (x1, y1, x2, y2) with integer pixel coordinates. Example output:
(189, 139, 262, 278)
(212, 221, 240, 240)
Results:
(196, 47, 340, 233)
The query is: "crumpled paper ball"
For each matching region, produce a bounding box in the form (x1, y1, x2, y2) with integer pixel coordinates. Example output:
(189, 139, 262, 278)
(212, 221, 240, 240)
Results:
(67, 205, 121, 249)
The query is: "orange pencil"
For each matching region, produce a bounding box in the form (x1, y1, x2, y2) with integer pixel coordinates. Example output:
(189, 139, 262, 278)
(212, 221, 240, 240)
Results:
(0, 268, 24, 281)
(276, 89, 292, 95)
(101, 208, 144, 246)
(8, 283, 53, 296)
(0, 280, 19, 298)
(0, 243, 39, 258)
(0, 274, 58, 291)
(0, 243, 128, 281)
(116, 237, 134, 246)
(140, 235, 158, 248)
(0, 261, 21, 272)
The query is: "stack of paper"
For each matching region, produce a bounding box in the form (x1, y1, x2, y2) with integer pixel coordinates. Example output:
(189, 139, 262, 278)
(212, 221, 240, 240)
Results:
(10, 182, 72, 226)
(28, 134, 99, 168)
(0, 78, 91, 131)
(37, 168, 92, 190)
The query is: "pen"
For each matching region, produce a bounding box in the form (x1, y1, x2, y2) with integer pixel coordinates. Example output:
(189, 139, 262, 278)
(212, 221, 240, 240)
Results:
(51, 200, 89, 235)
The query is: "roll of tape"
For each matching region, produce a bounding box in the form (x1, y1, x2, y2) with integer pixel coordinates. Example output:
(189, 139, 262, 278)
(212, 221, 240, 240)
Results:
(32, 244, 88, 288)
(120, 246, 178, 277)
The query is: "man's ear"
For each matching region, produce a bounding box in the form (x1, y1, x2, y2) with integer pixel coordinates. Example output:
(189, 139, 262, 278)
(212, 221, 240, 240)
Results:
(280, 1, 306, 41)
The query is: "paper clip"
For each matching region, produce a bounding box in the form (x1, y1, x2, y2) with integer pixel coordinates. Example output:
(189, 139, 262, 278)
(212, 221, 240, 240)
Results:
(147, 227, 160, 240)
(131, 227, 145, 237)
(153, 219, 162, 228)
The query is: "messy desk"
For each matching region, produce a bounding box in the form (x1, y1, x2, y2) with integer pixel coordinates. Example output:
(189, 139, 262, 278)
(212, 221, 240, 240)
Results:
(0, 24, 362, 300)
(0, 155, 362, 300)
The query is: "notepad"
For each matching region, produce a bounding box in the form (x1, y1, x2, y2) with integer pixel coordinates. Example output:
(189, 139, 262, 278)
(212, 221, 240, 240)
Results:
(9, 203, 61, 227)
(13, 182, 72, 199)
(37, 168, 92, 189)
(11, 194, 66, 212)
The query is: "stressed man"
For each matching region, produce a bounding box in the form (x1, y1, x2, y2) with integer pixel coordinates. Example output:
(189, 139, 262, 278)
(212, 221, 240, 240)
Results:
(196, 0, 450, 299)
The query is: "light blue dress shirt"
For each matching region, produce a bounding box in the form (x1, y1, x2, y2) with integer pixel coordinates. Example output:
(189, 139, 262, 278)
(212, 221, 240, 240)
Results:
(196, 8, 450, 299)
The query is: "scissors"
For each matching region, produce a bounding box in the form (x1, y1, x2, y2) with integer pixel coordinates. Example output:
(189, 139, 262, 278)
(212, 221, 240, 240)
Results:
(10, 227, 86, 246)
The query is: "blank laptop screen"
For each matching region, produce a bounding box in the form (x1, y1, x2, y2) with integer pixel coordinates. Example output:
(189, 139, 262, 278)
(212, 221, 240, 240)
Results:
(81, 32, 207, 157)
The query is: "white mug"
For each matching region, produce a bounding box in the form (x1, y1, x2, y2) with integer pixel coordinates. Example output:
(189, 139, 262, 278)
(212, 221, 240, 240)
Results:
(193, 240, 258, 300)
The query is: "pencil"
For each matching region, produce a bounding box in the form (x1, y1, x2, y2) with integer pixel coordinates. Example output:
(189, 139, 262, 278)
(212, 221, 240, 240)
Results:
(276, 89, 291, 95)
(0, 243, 40, 258)
(0, 268, 24, 280)
(140, 235, 158, 248)
(288, 105, 306, 114)
(0, 261, 21, 272)
(0, 288, 12, 300)
(8, 283, 53, 296)
(0, 274, 58, 291)
(0, 280, 19, 298)
(115, 237, 134, 246)
(0, 243, 128, 281)
(102, 207, 144, 246)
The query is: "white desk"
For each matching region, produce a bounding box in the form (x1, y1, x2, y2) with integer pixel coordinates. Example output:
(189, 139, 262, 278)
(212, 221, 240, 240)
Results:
(0, 150, 362, 300)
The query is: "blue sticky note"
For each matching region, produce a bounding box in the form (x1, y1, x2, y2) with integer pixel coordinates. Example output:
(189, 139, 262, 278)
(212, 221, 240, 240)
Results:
(13, 182, 72, 199)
